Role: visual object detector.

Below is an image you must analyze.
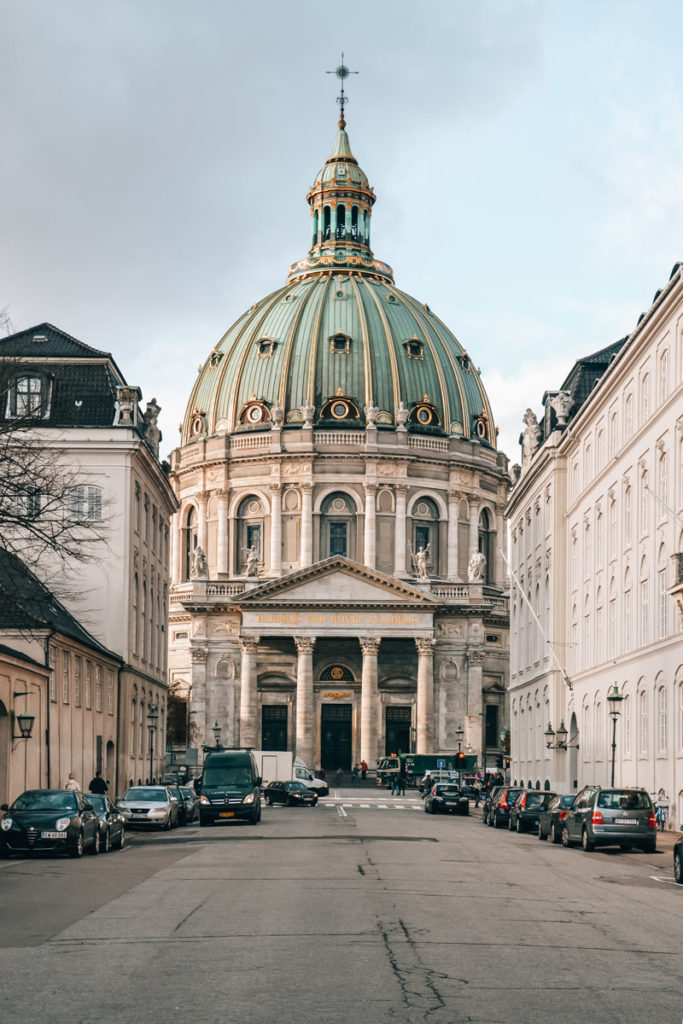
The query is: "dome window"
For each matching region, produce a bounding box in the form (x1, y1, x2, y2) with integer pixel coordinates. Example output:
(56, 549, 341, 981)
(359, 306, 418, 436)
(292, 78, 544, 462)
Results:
(409, 396, 440, 427)
(321, 390, 359, 420)
(334, 289, 346, 300)
(255, 337, 277, 358)
(386, 294, 397, 304)
(330, 331, 352, 355)
(473, 409, 491, 443)
(403, 337, 424, 361)
(458, 352, 471, 372)
(209, 349, 223, 369)
(239, 397, 271, 425)
(189, 409, 205, 437)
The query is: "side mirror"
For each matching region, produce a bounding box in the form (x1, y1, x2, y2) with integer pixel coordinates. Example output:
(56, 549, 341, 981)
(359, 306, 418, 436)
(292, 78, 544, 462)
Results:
(256, 777, 262, 787)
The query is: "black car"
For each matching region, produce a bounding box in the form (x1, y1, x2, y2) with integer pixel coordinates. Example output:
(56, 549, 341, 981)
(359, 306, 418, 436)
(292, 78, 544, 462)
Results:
(481, 786, 504, 825)
(424, 783, 469, 815)
(167, 785, 189, 825)
(562, 786, 656, 852)
(537, 793, 576, 843)
(0, 789, 101, 857)
(674, 837, 683, 884)
(509, 790, 556, 833)
(179, 786, 199, 824)
(489, 787, 525, 829)
(87, 794, 126, 852)
(264, 781, 318, 806)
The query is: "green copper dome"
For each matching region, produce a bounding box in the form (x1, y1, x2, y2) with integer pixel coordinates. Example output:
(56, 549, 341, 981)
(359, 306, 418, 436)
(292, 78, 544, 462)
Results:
(182, 123, 496, 447)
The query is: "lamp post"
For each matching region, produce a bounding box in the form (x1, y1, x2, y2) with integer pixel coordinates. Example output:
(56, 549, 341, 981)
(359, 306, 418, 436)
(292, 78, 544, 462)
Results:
(147, 704, 159, 784)
(455, 724, 464, 753)
(212, 720, 222, 749)
(607, 683, 624, 787)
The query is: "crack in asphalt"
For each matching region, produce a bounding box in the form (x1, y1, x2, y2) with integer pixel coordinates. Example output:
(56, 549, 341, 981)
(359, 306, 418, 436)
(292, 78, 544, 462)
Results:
(378, 916, 448, 1021)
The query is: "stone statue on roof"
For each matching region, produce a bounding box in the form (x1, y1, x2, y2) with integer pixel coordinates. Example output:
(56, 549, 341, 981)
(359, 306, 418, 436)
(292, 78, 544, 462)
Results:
(520, 409, 542, 464)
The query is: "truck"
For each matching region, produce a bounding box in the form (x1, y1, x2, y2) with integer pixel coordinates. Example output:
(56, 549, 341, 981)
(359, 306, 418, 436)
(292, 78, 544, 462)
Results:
(376, 752, 477, 788)
(253, 751, 330, 797)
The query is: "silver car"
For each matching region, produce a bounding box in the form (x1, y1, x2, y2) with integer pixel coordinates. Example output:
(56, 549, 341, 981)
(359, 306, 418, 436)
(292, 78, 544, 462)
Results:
(117, 786, 180, 830)
(562, 786, 656, 852)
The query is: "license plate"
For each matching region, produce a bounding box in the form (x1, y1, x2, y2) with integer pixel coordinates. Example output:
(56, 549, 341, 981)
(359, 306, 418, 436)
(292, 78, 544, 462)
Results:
(41, 831, 66, 839)
(615, 818, 637, 825)
(132, 814, 148, 819)
(219, 812, 235, 818)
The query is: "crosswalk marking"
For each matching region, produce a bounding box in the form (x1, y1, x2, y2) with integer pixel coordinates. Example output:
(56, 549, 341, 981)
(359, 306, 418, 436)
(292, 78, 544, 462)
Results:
(322, 801, 422, 811)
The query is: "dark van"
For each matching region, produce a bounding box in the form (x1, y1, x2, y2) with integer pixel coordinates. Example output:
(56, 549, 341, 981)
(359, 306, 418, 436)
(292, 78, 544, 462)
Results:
(197, 749, 262, 826)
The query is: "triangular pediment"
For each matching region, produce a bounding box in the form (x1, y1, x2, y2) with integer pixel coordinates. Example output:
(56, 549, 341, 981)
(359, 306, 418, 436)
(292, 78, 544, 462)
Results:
(236, 557, 437, 607)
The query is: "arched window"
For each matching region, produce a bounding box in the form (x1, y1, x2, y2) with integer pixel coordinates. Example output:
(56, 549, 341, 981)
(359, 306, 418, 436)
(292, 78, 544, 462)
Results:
(130, 696, 136, 755)
(610, 412, 618, 458)
(335, 203, 346, 239)
(594, 701, 603, 761)
(184, 506, 197, 580)
(624, 483, 632, 545)
(660, 349, 669, 402)
(321, 492, 357, 560)
(141, 581, 147, 661)
(584, 442, 592, 482)
(237, 495, 265, 574)
(640, 373, 650, 424)
(133, 573, 139, 656)
(622, 686, 631, 755)
(657, 684, 668, 754)
(596, 429, 605, 470)
(351, 205, 359, 241)
(322, 205, 331, 241)
(595, 587, 604, 663)
(639, 686, 649, 754)
(583, 703, 591, 762)
(596, 508, 604, 566)
(624, 393, 633, 438)
(477, 507, 493, 583)
(623, 568, 632, 653)
(639, 469, 649, 534)
(312, 209, 319, 245)
(640, 557, 649, 645)
(150, 586, 155, 670)
(412, 497, 440, 574)
(608, 577, 617, 659)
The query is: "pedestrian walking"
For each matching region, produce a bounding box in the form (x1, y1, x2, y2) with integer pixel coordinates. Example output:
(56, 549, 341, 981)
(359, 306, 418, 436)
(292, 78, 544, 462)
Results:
(65, 772, 80, 792)
(336, 766, 344, 788)
(391, 775, 400, 796)
(473, 777, 482, 807)
(351, 764, 360, 787)
(88, 770, 108, 795)
(360, 759, 368, 782)
(398, 769, 406, 796)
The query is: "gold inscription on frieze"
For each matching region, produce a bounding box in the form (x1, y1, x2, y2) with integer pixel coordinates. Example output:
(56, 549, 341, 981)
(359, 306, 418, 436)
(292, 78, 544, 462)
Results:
(255, 612, 420, 627)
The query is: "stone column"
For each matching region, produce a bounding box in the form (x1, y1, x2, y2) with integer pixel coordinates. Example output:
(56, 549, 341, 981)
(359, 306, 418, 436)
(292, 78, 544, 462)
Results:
(360, 637, 381, 767)
(415, 638, 435, 753)
(239, 637, 259, 748)
(468, 498, 480, 562)
(394, 485, 407, 575)
(190, 646, 208, 750)
(170, 512, 181, 584)
(364, 484, 377, 569)
(300, 485, 313, 567)
(196, 491, 208, 553)
(447, 490, 460, 581)
(467, 649, 485, 764)
(295, 637, 316, 765)
(270, 484, 282, 575)
(216, 489, 229, 575)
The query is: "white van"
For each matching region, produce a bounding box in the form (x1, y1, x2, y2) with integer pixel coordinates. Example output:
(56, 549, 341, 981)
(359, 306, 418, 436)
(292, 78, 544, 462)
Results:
(293, 758, 329, 796)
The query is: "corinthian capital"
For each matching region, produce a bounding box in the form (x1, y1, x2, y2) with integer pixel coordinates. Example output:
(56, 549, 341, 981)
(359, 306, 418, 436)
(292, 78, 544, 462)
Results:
(190, 646, 208, 663)
(239, 636, 260, 655)
(294, 636, 316, 654)
(415, 637, 435, 655)
(359, 637, 381, 655)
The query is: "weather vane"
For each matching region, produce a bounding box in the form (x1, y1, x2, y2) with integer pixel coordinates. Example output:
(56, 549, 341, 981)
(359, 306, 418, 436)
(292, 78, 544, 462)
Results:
(326, 53, 358, 129)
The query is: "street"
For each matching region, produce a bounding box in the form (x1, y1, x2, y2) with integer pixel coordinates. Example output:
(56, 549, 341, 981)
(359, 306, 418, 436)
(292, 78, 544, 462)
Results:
(0, 792, 681, 1024)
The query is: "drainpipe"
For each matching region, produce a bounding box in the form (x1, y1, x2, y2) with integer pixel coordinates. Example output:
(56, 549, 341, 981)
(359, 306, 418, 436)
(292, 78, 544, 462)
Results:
(44, 630, 56, 788)
(115, 664, 123, 800)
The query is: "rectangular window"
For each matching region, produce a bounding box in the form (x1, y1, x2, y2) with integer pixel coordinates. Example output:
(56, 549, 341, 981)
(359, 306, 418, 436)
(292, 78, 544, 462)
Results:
(85, 662, 92, 708)
(329, 522, 348, 557)
(609, 499, 617, 559)
(74, 656, 82, 706)
(624, 486, 632, 546)
(70, 485, 102, 520)
(62, 650, 70, 704)
(48, 644, 56, 702)
(640, 579, 650, 645)
(15, 375, 43, 417)
(95, 665, 102, 712)
(624, 590, 632, 653)
(246, 523, 262, 556)
(640, 692, 649, 755)
(609, 599, 617, 659)
(640, 472, 649, 533)
(658, 568, 669, 639)
(623, 697, 631, 755)
(107, 669, 115, 715)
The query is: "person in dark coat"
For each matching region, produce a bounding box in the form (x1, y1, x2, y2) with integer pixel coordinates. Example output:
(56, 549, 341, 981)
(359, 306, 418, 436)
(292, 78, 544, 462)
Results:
(88, 771, 108, 794)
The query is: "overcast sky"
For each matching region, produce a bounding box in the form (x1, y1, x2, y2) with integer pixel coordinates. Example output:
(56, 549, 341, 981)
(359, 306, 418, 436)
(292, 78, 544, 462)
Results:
(2, 1, 683, 462)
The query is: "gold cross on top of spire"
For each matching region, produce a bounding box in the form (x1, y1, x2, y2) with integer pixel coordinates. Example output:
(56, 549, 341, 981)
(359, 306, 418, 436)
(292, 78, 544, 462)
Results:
(326, 53, 358, 129)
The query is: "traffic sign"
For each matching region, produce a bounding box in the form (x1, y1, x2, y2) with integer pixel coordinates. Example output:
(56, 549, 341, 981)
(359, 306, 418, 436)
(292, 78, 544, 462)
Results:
(436, 758, 445, 768)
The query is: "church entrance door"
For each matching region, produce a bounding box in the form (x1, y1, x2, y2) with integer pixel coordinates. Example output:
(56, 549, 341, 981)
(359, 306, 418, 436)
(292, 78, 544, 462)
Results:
(321, 704, 352, 771)
(385, 706, 412, 755)
(261, 706, 288, 751)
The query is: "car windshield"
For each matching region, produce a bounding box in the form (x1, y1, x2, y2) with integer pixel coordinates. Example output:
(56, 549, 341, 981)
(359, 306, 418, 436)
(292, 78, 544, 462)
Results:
(122, 788, 168, 802)
(524, 793, 548, 808)
(12, 791, 78, 812)
(203, 767, 252, 786)
(559, 794, 575, 808)
(438, 786, 460, 796)
(284, 782, 308, 791)
(180, 788, 193, 798)
(597, 790, 651, 810)
(86, 795, 106, 811)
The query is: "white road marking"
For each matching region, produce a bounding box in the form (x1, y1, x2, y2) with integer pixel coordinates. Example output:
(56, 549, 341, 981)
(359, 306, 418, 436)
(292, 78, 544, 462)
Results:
(337, 805, 347, 818)
(650, 874, 680, 885)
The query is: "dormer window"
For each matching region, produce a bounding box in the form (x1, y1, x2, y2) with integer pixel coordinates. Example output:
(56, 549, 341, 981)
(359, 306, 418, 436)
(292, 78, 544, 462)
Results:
(209, 349, 223, 369)
(409, 395, 440, 427)
(321, 390, 360, 420)
(403, 337, 424, 360)
(255, 337, 277, 358)
(330, 331, 352, 355)
(6, 374, 51, 419)
(189, 409, 205, 437)
(239, 398, 271, 425)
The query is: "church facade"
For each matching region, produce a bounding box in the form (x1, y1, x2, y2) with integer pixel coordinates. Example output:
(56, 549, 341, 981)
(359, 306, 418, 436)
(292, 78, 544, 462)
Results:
(167, 111, 510, 773)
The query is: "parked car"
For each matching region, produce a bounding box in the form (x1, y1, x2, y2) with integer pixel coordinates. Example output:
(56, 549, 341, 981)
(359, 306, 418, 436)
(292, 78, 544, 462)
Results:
(86, 794, 126, 851)
(179, 786, 199, 824)
(423, 783, 469, 815)
(117, 786, 180, 830)
(0, 789, 101, 857)
(418, 770, 459, 794)
(197, 749, 262, 826)
(489, 787, 526, 829)
(167, 785, 189, 825)
(562, 786, 656, 852)
(538, 794, 576, 844)
(509, 790, 556, 833)
(674, 836, 683, 884)
(264, 781, 318, 806)
(481, 786, 504, 825)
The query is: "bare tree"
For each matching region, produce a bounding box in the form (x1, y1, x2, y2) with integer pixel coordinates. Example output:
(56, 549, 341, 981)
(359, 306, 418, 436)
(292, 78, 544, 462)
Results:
(0, 358, 109, 587)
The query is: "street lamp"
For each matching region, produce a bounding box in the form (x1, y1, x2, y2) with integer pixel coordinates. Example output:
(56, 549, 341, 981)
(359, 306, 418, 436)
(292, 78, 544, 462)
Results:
(12, 691, 35, 750)
(455, 724, 464, 753)
(147, 704, 159, 783)
(212, 720, 222, 749)
(607, 683, 624, 787)
(544, 720, 569, 750)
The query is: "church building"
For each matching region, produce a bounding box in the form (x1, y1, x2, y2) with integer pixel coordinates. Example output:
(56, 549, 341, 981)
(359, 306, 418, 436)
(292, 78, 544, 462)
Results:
(167, 98, 510, 773)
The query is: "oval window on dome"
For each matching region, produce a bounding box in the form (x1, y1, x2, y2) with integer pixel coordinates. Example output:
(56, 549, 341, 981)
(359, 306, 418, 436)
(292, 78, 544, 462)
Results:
(332, 401, 349, 419)
(417, 407, 432, 425)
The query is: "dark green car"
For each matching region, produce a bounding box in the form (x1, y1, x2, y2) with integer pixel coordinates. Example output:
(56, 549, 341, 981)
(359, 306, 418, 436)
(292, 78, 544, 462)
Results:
(0, 789, 100, 857)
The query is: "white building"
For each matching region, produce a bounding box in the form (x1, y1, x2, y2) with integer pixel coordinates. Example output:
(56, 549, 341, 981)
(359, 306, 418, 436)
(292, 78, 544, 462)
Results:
(507, 262, 683, 826)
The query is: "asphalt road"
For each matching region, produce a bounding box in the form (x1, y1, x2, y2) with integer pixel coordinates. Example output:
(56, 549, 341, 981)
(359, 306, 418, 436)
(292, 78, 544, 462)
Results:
(0, 792, 681, 1024)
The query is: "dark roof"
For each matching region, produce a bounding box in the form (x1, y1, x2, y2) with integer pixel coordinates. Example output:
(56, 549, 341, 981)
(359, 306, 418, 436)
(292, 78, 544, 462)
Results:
(0, 642, 47, 670)
(0, 548, 121, 662)
(0, 323, 130, 429)
(539, 336, 628, 443)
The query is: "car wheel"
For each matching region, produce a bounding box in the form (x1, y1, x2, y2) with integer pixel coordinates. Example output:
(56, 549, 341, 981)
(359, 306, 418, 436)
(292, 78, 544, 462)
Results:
(674, 849, 683, 884)
(266, 796, 272, 806)
(642, 838, 656, 854)
(508, 817, 514, 831)
(163, 814, 172, 831)
(492, 813, 498, 829)
(247, 809, 258, 825)
(70, 831, 84, 858)
(516, 818, 523, 833)
(581, 828, 595, 852)
(538, 825, 547, 840)
(561, 827, 570, 848)
(102, 828, 111, 853)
